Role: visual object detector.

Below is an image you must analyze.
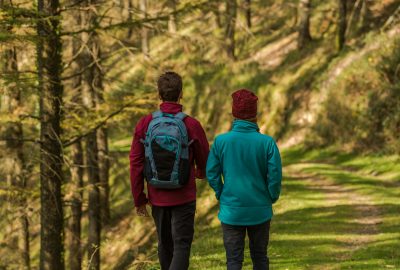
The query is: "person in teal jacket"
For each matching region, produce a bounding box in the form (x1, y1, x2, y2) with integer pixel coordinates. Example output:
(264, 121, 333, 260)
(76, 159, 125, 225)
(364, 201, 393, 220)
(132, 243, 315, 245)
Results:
(206, 89, 282, 270)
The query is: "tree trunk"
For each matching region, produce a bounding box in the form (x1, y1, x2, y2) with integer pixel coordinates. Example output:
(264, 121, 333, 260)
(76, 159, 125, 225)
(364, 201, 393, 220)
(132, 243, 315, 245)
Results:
(67, 9, 84, 267)
(245, 0, 251, 28)
(68, 142, 84, 270)
(225, 0, 237, 59)
(297, 0, 312, 49)
(1, 40, 30, 270)
(97, 127, 110, 225)
(91, 26, 110, 225)
(337, 0, 347, 51)
(19, 212, 30, 270)
(140, 0, 149, 56)
(37, 0, 64, 269)
(121, 0, 131, 19)
(122, 0, 134, 38)
(168, 0, 177, 33)
(358, 0, 370, 31)
(212, 2, 222, 28)
(81, 1, 102, 268)
(95, 75, 110, 225)
(85, 130, 101, 270)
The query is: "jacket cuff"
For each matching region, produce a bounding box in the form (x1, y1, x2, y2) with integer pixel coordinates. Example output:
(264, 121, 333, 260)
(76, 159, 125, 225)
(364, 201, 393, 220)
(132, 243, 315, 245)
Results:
(134, 196, 148, 207)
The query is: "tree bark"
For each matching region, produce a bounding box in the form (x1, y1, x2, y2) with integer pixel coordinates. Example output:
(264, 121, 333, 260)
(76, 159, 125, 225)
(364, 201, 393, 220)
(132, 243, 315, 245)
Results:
(337, 0, 347, 51)
(245, 0, 251, 28)
(297, 0, 312, 49)
(81, 1, 102, 268)
(225, 0, 237, 59)
(37, 0, 64, 269)
(140, 0, 149, 56)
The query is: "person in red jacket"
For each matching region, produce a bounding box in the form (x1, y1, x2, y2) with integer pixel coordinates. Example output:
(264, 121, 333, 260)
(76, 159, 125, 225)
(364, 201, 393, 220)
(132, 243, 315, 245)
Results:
(129, 71, 209, 270)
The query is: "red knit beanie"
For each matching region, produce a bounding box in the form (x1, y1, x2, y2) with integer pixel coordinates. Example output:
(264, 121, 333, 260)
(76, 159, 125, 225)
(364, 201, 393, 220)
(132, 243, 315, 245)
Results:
(231, 89, 258, 119)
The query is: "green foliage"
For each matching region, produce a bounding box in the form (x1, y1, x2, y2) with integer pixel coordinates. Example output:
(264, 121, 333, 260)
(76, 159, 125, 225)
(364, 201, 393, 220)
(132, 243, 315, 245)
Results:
(311, 35, 400, 153)
(372, 39, 400, 153)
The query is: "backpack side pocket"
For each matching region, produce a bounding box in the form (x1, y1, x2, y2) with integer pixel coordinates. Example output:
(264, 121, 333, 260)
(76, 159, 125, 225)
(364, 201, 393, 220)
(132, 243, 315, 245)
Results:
(178, 158, 190, 185)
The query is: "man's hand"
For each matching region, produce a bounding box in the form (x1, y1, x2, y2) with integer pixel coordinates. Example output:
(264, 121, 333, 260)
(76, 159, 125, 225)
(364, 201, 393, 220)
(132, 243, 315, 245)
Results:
(136, 204, 150, 217)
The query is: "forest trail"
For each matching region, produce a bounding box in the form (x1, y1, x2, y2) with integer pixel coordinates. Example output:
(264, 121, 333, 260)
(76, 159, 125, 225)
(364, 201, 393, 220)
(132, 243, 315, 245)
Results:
(186, 149, 400, 270)
(283, 163, 383, 268)
(104, 149, 400, 270)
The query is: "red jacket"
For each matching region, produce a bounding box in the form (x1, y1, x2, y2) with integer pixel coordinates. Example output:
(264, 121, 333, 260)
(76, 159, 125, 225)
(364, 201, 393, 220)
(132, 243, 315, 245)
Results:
(129, 102, 209, 207)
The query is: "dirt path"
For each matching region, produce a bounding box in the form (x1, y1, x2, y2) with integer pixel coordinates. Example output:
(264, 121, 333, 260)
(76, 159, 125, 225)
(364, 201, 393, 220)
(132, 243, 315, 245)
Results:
(285, 163, 382, 264)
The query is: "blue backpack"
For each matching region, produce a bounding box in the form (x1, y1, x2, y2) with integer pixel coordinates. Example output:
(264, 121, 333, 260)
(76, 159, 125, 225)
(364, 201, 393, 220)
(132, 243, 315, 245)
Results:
(141, 111, 193, 189)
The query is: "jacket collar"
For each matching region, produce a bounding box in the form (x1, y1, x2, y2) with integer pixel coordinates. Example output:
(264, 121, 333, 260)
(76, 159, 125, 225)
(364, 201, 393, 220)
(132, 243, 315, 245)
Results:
(160, 102, 183, 114)
(232, 119, 260, 133)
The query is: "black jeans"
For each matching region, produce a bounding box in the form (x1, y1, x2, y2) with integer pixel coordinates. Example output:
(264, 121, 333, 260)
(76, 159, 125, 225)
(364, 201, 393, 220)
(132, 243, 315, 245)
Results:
(221, 220, 271, 270)
(151, 201, 196, 270)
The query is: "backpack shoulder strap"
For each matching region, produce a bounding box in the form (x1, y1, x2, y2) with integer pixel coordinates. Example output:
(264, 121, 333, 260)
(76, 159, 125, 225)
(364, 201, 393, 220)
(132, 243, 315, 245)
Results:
(152, 110, 163, 119)
(174, 112, 187, 121)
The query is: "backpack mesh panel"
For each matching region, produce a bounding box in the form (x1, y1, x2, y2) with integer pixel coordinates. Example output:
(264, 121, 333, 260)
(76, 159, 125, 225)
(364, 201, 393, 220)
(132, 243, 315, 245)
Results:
(151, 140, 175, 181)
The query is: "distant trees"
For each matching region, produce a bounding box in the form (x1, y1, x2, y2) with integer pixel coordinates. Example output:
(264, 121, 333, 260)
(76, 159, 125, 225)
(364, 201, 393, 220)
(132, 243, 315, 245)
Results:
(1, 0, 220, 269)
(140, 0, 150, 56)
(347, 0, 371, 37)
(66, 6, 84, 270)
(67, 142, 84, 270)
(335, 0, 373, 51)
(245, 0, 251, 28)
(225, 0, 237, 59)
(80, 1, 103, 268)
(67, 141, 84, 270)
(337, 0, 347, 51)
(1, 26, 30, 270)
(97, 104, 111, 227)
(297, 0, 312, 49)
(168, 0, 178, 33)
(37, 0, 65, 268)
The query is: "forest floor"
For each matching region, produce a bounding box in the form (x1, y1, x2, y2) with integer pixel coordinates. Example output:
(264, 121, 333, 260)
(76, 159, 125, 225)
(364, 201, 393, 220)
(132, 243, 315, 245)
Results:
(116, 147, 400, 270)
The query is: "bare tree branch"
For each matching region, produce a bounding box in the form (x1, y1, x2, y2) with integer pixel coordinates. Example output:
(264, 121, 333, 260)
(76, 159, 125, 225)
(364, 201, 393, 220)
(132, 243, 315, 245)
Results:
(62, 102, 133, 147)
(60, 1, 210, 36)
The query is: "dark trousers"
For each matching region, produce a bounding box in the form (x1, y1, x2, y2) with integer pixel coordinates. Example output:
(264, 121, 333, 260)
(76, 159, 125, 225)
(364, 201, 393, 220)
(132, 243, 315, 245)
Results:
(221, 220, 271, 270)
(151, 201, 196, 270)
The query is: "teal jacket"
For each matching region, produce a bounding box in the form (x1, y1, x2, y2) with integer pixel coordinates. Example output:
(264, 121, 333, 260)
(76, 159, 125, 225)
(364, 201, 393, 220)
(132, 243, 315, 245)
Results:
(206, 120, 282, 226)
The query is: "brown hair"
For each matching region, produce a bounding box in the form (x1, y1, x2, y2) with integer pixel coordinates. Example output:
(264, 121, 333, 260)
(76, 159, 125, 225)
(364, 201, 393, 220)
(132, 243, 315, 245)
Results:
(157, 71, 182, 102)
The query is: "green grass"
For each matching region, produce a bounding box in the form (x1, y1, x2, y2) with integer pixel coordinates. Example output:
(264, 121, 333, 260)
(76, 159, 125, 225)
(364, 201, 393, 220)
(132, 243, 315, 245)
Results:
(101, 143, 399, 270)
(152, 147, 400, 270)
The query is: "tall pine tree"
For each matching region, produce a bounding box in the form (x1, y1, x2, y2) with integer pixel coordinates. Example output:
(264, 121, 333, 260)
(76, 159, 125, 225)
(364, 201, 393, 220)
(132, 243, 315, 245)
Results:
(37, 0, 65, 268)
